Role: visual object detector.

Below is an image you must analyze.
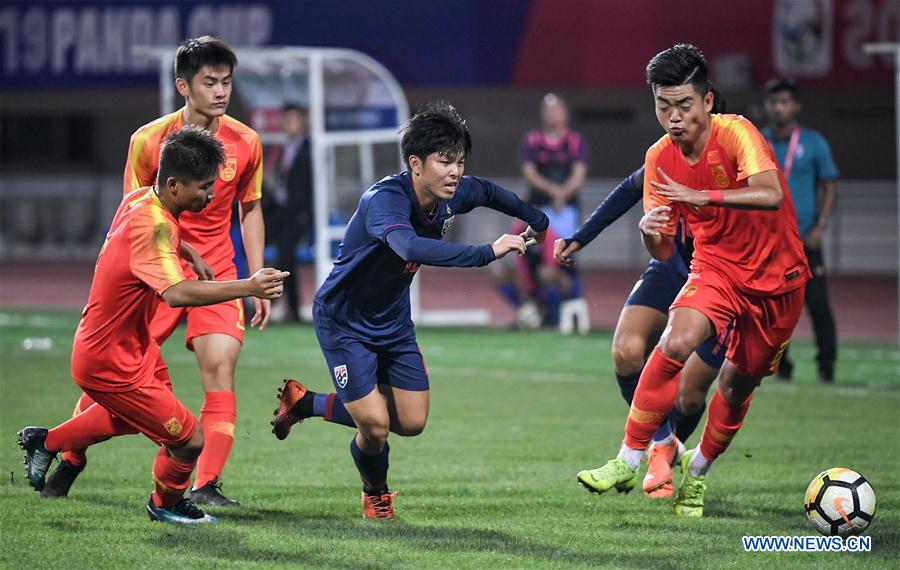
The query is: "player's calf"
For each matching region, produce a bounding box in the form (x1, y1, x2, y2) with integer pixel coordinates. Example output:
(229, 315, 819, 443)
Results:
(40, 459, 85, 499)
(272, 379, 356, 440)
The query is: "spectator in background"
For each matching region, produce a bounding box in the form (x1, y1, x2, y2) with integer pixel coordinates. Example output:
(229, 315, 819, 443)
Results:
(494, 94, 588, 327)
(264, 103, 313, 322)
(761, 78, 839, 383)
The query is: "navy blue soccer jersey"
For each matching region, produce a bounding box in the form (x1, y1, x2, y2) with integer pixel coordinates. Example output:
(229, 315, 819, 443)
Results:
(314, 172, 549, 342)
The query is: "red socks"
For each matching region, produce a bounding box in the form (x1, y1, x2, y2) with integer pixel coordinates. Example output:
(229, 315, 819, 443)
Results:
(624, 347, 684, 450)
(45, 401, 137, 456)
(151, 446, 196, 509)
(60, 392, 97, 466)
(194, 390, 236, 489)
(699, 387, 754, 461)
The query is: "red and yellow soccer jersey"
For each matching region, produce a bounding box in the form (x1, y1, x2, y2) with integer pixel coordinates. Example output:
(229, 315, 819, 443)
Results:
(123, 108, 263, 270)
(643, 114, 810, 296)
(72, 187, 186, 392)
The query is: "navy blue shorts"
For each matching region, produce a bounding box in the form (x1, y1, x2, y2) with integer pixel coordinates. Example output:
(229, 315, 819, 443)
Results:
(625, 256, 689, 314)
(313, 314, 429, 404)
(625, 256, 731, 369)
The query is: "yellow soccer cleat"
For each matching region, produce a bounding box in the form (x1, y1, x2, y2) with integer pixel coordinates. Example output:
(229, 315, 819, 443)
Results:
(577, 458, 638, 495)
(673, 449, 707, 517)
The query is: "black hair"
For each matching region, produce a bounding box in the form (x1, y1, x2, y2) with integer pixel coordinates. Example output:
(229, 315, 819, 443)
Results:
(709, 84, 727, 114)
(763, 77, 800, 101)
(175, 36, 237, 83)
(282, 102, 306, 115)
(646, 43, 709, 95)
(400, 100, 472, 168)
(157, 125, 226, 187)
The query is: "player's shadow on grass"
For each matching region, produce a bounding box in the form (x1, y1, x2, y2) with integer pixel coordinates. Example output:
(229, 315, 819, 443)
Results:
(155, 507, 684, 568)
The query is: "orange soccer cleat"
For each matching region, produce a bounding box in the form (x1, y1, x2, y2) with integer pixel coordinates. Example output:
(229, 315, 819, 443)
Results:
(361, 491, 398, 520)
(271, 379, 308, 440)
(642, 438, 684, 499)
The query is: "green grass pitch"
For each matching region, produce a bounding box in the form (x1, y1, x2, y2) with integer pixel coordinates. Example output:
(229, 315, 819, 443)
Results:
(1, 309, 898, 568)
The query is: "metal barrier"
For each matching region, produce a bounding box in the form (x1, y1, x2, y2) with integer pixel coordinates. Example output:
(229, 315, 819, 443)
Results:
(1, 175, 897, 274)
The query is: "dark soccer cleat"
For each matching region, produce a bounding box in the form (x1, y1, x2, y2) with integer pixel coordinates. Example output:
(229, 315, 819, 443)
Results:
(271, 378, 308, 440)
(40, 459, 85, 498)
(17, 427, 56, 491)
(188, 478, 240, 507)
(147, 496, 218, 524)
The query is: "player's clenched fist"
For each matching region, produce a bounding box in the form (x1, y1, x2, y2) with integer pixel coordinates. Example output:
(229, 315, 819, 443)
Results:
(520, 225, 547, 246)
(249, 268, 290, 299)
(491, 234, 527, 259)
(639, 206, 672, 237)
(554, 238, 581, 266)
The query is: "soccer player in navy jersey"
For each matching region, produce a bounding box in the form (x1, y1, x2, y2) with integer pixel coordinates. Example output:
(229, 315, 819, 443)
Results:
(270, 101, 549, 519)
(554, 88, 731, 499)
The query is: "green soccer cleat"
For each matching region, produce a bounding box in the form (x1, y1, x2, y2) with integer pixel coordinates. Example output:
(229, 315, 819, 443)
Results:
(577, 458, 638, 495)
(673, 449, 707, 517)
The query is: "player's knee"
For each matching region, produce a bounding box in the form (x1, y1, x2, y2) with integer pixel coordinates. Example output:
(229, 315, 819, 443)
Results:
(393, 417, 427, 437)
(171, 426, 204, 461)
(200, 359, 236, 391)
(611, 336, 645, 375)
(659, 332, 700, 362)
(717, 373, 759, 405)
(356, 419, 390, 444)
(677, 391, 705, 415)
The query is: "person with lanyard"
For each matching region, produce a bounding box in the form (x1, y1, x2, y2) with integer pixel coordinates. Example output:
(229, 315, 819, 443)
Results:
(761, 77, 839, 384)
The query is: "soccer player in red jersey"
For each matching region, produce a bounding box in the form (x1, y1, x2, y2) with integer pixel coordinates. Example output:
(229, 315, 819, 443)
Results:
(577, 44, 810, 517)
(42, 37, 266, 506)
(17, 126, 288, 524)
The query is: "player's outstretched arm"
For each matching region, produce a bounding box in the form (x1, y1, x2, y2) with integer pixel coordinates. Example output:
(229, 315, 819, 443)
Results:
(385, 228, 497, 268)
(651, 167, 782, 211)
(639, 206, 675, 261)
(469, 178, 549, 237)
(161, 268, 289, 308)
(556, 167, 644, 266)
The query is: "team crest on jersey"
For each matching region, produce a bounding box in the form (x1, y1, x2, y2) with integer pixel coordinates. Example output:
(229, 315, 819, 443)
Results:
(163, 417, 183, 436)
(220, 144, 237, 182)
(709, 164, 729, 189)
(441, 215, 456, 236)
(333, 364, 349, 388)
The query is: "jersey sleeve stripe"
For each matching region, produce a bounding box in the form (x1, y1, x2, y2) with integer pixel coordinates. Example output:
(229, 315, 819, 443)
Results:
(725, 117, 776, 180)
(148, 205, 184, 286)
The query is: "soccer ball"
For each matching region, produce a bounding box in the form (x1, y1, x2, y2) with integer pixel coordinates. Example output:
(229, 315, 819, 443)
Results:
(804, 468, 876, 537)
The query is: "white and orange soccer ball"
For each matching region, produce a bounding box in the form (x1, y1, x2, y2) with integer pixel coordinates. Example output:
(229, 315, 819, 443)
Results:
(804, 468, 876, 537)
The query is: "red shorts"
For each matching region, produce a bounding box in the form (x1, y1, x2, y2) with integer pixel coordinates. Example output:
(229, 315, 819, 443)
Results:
(77, 354, 196, 447)
(671, 266, 805, 378)
(150, 264, 246, 350)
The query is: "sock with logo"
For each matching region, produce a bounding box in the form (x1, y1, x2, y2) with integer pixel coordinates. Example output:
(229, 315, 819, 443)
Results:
(193, 391, 236, 489)
(151, 446, 196, 509)
(623, 348, 683, 451)
(698, 387, 753, 463)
